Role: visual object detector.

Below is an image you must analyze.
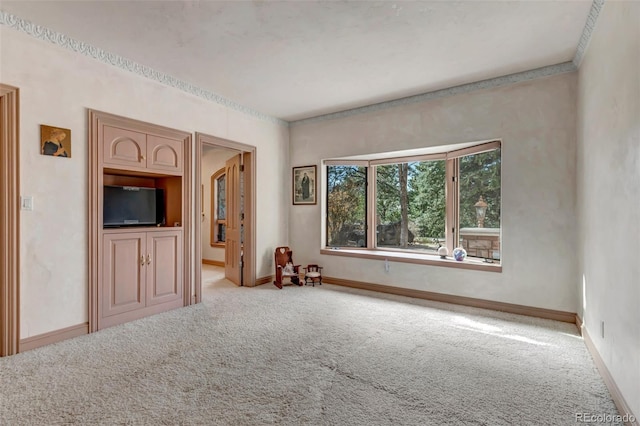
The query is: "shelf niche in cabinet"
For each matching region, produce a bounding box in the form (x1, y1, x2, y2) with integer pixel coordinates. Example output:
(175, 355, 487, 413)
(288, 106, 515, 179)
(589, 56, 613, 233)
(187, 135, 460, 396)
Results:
(102, 173, 183, 229)
(156, 175, 182, 228)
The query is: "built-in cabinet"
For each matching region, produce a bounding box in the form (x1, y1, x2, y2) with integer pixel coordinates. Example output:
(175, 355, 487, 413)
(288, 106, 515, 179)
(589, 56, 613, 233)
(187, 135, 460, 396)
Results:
(101, 229, 183, 329)
(89, 110, 192, 331)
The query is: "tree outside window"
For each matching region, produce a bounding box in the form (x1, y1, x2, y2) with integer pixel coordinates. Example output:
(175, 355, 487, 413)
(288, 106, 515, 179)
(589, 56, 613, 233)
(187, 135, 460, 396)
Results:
(326, 165, 367, 247)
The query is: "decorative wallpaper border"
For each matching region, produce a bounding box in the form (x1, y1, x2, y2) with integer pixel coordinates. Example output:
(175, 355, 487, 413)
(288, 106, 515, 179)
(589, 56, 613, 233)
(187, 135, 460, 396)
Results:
(290, 62, 577, 127)
(0, 11, 288, 127)
(1, 0, 604, 127)
(573, 0, 606, 68)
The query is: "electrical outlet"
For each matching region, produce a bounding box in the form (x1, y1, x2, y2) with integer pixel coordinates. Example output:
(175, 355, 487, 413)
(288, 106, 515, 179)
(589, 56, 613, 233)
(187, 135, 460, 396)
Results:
(20, 196, 33, 211)
(384, 259, 390, 273)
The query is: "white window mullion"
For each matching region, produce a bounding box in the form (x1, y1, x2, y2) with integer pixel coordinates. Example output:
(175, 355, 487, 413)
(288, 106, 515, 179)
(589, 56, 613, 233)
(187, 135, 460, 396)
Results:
(445, 158, 459, 252)
(367, 166, 376, 249)
(454, 158, 460, 250)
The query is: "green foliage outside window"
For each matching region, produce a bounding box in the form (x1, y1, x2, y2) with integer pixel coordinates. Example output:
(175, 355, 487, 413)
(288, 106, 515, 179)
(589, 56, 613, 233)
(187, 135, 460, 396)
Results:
(409, 160, 446, 239)
(326, 166, 367, 247)
(376, 161, 445, 250)
(459, 149, 501, 229)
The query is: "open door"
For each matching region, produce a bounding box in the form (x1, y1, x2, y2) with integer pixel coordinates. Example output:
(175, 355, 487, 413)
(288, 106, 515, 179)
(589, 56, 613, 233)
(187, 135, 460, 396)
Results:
(225, 154, 242, 285)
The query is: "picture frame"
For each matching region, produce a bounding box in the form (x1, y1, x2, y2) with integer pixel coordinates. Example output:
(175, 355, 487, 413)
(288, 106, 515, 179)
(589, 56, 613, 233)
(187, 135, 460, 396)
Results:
(292, 165, 317, 205)
(40, 124, 71, 158)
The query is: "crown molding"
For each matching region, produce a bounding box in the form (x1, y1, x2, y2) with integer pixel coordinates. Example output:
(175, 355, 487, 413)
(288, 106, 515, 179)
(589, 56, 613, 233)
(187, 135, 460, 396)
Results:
(0, 11, 288, 127)
(290, 62, 577, 127)
(573, 0, 606, 68)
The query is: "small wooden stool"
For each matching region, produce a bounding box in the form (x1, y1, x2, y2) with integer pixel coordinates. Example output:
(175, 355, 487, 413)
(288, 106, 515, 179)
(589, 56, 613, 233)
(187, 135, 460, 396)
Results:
(303, 264, 323, 286)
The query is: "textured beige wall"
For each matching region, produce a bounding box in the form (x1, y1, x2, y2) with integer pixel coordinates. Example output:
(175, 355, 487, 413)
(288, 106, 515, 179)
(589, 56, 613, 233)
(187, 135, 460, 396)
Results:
(577, 1, 640, 417)
(290, 72, 578, 312)
(1, 28, 289, 338)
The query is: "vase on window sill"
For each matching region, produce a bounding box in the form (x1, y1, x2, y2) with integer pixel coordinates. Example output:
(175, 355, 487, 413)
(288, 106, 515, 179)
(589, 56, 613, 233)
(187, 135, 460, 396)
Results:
(453, 247, 467, 262)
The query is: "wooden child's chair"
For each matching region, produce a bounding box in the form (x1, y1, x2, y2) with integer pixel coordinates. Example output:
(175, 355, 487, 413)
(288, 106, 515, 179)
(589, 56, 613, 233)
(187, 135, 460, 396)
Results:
(304, 264, 323, 286)
(273, 246, 302, 289)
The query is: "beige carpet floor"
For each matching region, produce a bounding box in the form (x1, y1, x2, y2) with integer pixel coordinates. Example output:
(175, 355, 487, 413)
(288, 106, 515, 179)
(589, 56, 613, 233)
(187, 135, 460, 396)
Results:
(0, 268, 622, 425)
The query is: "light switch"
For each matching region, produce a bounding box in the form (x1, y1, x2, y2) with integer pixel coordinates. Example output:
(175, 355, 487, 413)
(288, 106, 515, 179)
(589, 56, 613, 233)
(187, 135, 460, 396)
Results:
(21, 196, 33, 211)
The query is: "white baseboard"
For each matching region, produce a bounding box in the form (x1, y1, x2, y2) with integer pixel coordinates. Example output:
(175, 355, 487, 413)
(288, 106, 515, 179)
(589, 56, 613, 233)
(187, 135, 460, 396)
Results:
(582, 327, 638, 426)
(324, 276, 577, 323)
(20, 322, 89, 352)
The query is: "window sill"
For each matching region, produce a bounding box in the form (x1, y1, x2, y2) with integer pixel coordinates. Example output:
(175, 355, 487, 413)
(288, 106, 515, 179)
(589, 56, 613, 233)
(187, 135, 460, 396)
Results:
(320, 248, 502, 273)
(210, 242, 225, 248)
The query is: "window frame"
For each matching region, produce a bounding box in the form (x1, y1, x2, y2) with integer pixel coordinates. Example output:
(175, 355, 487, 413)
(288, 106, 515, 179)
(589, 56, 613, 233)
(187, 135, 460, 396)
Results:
(325, 162, 369, 248)
(322, 140, 502, 272)
(210, 167, 226, 247)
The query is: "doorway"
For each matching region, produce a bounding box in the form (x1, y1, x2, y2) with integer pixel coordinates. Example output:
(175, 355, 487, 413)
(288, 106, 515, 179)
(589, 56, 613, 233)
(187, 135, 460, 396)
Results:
(0, 84, 20, 357)
(194, 133, 256, 303)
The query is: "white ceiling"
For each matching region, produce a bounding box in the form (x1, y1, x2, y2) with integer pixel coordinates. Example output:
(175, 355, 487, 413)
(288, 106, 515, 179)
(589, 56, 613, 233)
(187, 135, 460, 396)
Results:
(1, 1, 593, 122)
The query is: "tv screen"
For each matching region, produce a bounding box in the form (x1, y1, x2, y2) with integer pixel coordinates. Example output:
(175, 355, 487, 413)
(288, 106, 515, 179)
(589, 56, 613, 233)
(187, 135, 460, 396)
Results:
(103, 185, 164, 227)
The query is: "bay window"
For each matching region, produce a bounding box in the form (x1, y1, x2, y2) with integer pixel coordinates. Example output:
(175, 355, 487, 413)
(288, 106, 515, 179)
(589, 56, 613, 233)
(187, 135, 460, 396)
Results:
(324, 140, 501, 268)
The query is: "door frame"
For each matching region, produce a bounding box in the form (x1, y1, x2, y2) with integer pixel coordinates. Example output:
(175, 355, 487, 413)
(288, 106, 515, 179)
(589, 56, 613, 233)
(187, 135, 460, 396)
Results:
(0, 84, 20, 356)
(195, 133, 256, 302)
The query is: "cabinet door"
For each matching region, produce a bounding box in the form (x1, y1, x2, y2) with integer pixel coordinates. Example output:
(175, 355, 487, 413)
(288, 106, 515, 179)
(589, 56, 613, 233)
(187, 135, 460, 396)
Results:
(103, 125, 147, 171)
(146, 230, 183, 306)
(102, 233, 146, 317)
(146, 135, 183, 174)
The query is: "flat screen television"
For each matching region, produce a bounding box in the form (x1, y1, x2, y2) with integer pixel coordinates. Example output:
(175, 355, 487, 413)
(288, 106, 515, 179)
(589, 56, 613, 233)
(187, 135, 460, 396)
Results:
(103, 185, 165, 227)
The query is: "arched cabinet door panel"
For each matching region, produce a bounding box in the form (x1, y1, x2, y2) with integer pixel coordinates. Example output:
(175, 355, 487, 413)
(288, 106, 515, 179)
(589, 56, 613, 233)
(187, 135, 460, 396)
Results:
(103, 126, 146, 171)
(102, 126, 183, 175)
(147, 135, 183, 174)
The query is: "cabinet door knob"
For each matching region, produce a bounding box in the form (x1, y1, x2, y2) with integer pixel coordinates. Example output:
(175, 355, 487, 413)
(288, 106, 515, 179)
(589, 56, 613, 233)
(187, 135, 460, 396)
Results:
(140, 255, 145, 266)
(140, 155, 146, 161)
(146, 254, 151, 265)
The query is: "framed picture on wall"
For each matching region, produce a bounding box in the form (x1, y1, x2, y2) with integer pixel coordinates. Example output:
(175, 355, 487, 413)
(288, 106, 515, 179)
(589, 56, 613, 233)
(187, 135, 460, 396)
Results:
(292, 165, 317, 205)
(40, 124, 71, 158)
